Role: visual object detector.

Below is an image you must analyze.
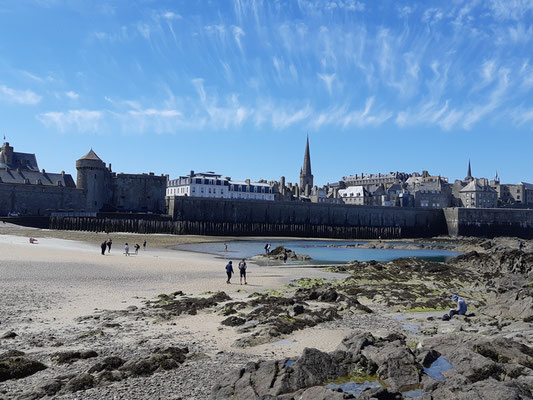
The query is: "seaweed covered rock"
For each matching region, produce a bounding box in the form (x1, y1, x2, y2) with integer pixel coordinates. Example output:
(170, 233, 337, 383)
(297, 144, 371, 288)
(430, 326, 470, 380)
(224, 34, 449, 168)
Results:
(0, 350, 47, 382)
(151, 291, 232, 317)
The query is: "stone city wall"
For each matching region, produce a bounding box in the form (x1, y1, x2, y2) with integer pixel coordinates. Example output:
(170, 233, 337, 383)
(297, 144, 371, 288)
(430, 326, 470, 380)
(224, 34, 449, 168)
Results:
(166, 196, 446, 238)
(444, 207, 533, 238)
(0, 183, 86, 216)
(107, 174, 167, 213)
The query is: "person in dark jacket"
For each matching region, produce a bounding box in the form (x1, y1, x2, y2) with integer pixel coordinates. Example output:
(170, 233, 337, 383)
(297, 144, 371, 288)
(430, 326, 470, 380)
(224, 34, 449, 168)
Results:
(100, 241, 107, 255)
(226, 261, 234, 284)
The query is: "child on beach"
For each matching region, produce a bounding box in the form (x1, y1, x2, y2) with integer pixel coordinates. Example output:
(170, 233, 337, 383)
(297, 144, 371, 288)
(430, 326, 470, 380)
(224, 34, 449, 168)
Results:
(134, 243, 140, 255)
(124, 243, 130, 256)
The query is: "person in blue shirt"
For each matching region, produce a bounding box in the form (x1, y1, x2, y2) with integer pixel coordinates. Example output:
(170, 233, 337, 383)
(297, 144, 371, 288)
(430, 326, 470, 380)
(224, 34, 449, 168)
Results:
(449, 295, 467, 319)
(225, 261, 234, 284)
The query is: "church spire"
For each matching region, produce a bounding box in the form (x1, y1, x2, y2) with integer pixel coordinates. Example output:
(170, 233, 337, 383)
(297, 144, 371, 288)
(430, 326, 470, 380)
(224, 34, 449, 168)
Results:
(299, 135, 313, 195)
(302, 135, 312, 176)
(465, 159, 473, 181)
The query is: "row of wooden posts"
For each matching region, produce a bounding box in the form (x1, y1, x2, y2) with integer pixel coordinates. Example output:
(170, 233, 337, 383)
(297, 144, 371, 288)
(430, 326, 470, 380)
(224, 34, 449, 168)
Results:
(48, 216, 409, 239)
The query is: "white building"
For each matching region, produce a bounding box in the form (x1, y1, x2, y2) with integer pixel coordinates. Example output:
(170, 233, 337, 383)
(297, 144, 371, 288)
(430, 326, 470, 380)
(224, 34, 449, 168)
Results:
(166, 171, 275, 201)
(338, 186, 372, 205)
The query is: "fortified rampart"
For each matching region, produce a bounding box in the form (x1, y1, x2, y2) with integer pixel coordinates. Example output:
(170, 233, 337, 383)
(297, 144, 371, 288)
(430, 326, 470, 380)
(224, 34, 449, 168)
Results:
(444, 207, 533, 239)
(0, 184, 85, 216)
(8, 199, 533, 239)
(165, 197, 446, 238)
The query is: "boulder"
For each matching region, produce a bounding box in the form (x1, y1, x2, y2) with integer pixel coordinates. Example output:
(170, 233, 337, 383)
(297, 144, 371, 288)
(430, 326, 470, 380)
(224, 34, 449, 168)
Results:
(64, 373, 95, 392)
(0, 351, 47, 382)
(88, 356, 125, 373)
(51, 350, 98, 364)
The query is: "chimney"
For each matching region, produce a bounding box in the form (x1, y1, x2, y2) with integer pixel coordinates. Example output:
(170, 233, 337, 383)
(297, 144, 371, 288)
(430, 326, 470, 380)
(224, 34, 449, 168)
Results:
(108, 163, 112, 172)
(190, 170, 195, 177)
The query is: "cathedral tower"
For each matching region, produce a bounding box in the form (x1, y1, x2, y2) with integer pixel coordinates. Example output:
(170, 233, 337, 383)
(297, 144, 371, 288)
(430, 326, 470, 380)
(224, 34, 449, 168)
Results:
(300, 135, 313, 196)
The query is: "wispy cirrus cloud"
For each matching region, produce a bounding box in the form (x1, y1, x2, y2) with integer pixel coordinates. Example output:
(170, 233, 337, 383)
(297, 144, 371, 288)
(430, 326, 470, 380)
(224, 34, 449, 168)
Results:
(38, 110, 103, 133)
(0, 84, 41, 105)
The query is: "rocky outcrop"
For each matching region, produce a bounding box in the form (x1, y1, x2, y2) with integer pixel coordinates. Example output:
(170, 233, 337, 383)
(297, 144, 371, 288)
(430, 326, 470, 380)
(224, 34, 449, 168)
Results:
(0, 350, 47, 382)
(256, 246, 312, 262)
(212, 331, 533, 400)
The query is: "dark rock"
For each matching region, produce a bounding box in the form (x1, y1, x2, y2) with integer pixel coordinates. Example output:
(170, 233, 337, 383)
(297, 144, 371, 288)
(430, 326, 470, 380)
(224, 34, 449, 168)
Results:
(1, 331, 17, 339)
(152, 291, 231, 317)
(293, 304, 305, 315)
(0, 352, 47, 382)
(95, 370, 124, 383)
(119, 346, 188, 377)
(417, 349, 441, 368)
(221, 316, 246, 327)
(88, 356, 125, 373)
(51, 350, 98, 364)
(64, 373, 95, 392)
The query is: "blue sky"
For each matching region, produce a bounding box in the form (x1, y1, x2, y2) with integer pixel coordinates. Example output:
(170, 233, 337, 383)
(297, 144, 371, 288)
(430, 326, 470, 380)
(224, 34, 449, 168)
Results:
(1, 0, 533, 186)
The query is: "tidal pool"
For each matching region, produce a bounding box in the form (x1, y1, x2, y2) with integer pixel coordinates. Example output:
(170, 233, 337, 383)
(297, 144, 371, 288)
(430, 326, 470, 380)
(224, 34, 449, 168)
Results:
(175, 239, 459, 264)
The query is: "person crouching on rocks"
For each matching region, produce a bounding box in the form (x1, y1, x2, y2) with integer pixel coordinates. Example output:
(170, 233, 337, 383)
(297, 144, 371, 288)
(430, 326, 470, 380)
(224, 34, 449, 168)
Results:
(443, 295, 467, 320)
(226, 261, 234, 284)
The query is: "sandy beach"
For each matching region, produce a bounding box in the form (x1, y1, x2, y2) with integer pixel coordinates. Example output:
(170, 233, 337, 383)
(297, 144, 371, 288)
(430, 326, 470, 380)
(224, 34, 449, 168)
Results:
(1, 225, 532, 399)
(0, 225, 350, 399)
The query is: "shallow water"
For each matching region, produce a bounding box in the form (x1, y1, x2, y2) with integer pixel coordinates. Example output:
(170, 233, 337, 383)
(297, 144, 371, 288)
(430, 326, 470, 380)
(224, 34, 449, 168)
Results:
(424, 356, 453, 380)
(175, 239, 459, 263)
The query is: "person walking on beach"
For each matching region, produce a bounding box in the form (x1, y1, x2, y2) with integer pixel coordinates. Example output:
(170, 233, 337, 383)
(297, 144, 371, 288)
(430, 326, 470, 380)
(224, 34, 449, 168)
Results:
(225, 261, 234, 284)
(100, 241, 107, 255)
(134, 243, 140, 255)
(143, 240, 147, 251)
(283, 251, 288, 263)
(107, 239, 112, 253)
(124, 243, 130, 256)
(519, 241, 523, 252)
(264, 243, 269, 254)
(238, 259, 247, 285)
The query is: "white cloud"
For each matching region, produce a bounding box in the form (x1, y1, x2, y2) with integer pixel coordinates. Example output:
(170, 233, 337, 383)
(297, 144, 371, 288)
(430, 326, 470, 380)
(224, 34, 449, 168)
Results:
(318, 73, 336, 95)
(137, 23, 151, 39)
(38, 110, 103, 133)
(65, 91, 79, 100)
(161, 11, 182, 20)
(191, 78, 207, 103)
(232, 25, 245, 52)
(0, 85, 41, 105)
(488, 0, 533, 20)
(128, 109, 181, 117)
(272, 105, 312, 129)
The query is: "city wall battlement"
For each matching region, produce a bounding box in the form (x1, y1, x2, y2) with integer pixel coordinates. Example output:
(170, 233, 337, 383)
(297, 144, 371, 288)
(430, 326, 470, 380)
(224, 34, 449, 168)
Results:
(6, 198, 533, 239)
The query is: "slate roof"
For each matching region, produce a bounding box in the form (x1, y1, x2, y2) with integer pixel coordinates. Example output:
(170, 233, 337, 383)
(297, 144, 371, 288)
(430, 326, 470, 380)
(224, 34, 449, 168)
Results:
(0, 169, 76, 187)
(78, 149, 103, 161)
(460, 179, 497, 193)
(0, 150, 39, 171)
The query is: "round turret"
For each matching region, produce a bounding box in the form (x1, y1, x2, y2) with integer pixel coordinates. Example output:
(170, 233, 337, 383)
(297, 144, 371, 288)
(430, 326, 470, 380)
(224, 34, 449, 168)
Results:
(76, 149, 107, 212)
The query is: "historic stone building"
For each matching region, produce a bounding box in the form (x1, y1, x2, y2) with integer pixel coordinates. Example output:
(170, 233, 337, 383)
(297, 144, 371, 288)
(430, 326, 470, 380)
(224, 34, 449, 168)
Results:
(0, 142, 85, 215)
(76, 149, 167, 213)
(459, 178, 498, 208)
(166, 171, 275, 201)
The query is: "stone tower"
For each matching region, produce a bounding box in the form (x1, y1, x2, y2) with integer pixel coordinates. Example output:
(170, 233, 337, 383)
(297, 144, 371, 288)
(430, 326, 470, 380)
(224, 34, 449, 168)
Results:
(76, 149, 107, 212)
(300, 135, 313, 196)
(465, 160, 473, 182)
